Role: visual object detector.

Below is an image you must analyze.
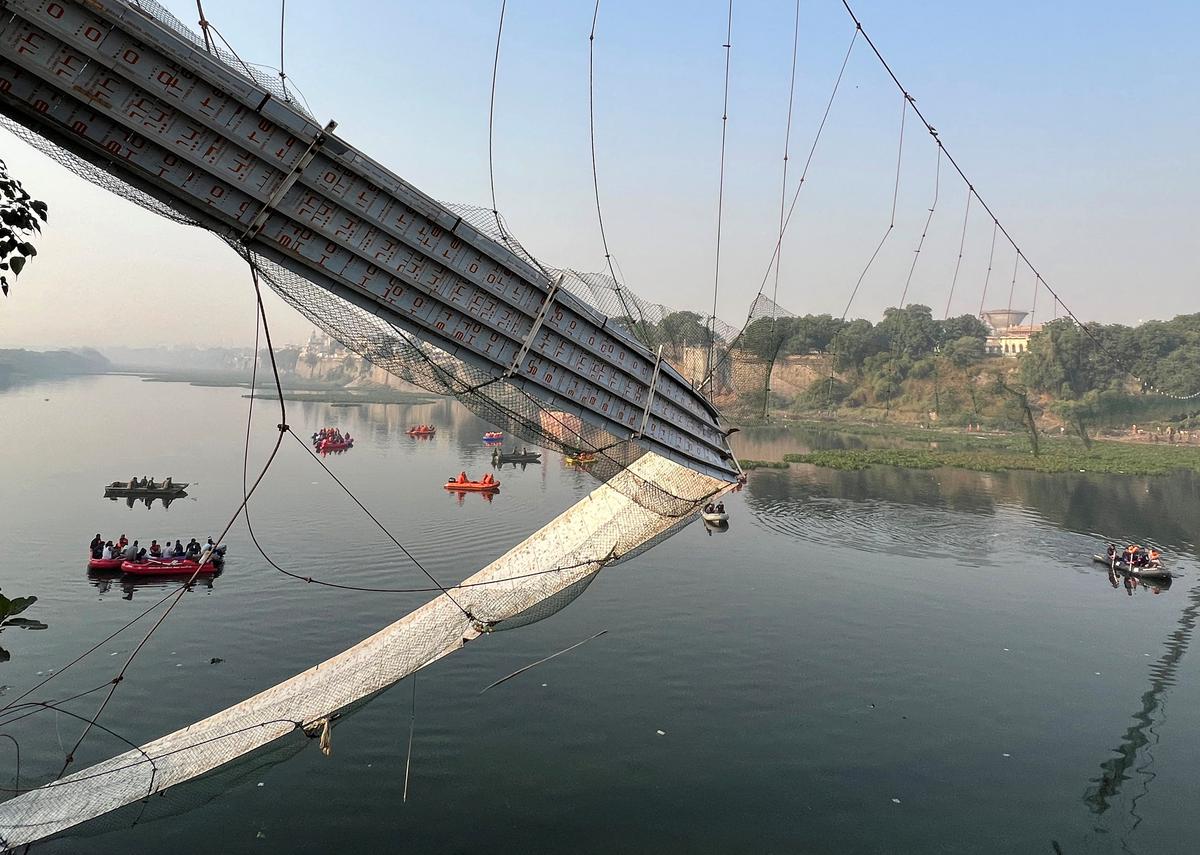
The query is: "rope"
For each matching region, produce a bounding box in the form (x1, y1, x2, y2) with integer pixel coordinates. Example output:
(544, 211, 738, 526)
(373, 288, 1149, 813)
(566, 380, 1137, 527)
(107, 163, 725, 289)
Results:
(707, 0, 734, 395)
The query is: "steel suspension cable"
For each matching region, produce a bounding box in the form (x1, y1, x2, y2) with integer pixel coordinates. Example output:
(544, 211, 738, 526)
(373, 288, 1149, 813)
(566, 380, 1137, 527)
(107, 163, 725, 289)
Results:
(898, 143, 940, 307)
(54, 256, 289, 780)
(770, 0, 801, 317)
(944, 185, 972, 319)
(707, 0, 734, 395)
(587, 0, 652, 347)
(703, 26, 858, 389)
(977, 220, 998, 318)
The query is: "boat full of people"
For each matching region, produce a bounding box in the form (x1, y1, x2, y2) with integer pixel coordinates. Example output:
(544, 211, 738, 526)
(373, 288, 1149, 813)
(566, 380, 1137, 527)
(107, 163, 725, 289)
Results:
(312, 427, 354, 453)
(88, 533, 226, 574)
(407, 424, 437, 436)
(444, 471, 500, 492)
(563, 451, 596, 466)
(1093, 543, 1170, 580)
(103, 476, 187, 496)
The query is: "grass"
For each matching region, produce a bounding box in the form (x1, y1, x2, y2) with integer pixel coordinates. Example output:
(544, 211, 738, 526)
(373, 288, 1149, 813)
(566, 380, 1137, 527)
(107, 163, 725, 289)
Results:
(738, 459, 790, 470)
(784, 440, 1200, 476)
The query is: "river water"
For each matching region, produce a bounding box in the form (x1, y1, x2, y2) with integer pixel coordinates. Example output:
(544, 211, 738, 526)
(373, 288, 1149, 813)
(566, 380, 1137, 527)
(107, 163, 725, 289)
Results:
(2, 375, 1198, 853)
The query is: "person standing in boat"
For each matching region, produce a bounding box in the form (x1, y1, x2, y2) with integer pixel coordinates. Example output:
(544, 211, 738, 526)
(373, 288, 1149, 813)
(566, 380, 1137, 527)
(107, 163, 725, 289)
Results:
(90, 533, 103, 558)
(123, 539, 139, 561)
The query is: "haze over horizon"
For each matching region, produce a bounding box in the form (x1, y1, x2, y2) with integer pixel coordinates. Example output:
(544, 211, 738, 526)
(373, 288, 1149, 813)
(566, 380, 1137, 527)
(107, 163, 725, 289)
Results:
(1, 0, 1196, 349)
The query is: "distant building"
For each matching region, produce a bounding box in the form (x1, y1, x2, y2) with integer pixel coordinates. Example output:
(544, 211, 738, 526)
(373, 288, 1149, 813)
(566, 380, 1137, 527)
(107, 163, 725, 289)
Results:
(981, 309, 1041, 357)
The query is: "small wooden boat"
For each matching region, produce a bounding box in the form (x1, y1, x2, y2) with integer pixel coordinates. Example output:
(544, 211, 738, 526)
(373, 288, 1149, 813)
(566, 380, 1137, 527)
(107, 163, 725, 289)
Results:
(1092, 555, 1171, 581)
(701, 511, 729, 525)
(104, 479, 188, 496)
(495, 450, 541, 464)
(121, 556, 222, 576)
(87, 557, 124, 572)
(444, 478, 500, 492)
(407, 426, 436, 436)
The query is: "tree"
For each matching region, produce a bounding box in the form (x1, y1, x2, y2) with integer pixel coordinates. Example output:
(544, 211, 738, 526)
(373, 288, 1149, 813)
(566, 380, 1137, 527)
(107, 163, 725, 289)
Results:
(943, 335, 985, 368)
(877, 304, 938, 360)
(936, 314, 988, 348)
(740, 316, 792, 362)
(1021, 318, 1123, 399)
(656, 311, 712, 350)
(831, 318, 886, 374)
(0, 158, 47, 299)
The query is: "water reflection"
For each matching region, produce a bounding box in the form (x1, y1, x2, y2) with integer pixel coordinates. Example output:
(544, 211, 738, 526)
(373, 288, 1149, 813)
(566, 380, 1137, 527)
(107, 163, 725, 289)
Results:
(87, 570, 221, 599)
(746, 463, 1199, 567)
(1082, 582, 1200, 851)
(105, 494, 185, 510)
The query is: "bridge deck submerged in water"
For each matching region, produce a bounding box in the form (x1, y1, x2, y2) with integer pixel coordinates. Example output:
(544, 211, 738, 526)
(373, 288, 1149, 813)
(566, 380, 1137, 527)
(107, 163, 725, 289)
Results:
(0, 0, 737, 482)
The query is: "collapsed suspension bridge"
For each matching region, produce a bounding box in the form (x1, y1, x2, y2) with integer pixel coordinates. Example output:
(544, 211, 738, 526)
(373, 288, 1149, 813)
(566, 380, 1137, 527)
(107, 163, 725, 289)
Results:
(0, 0, 1186, 847)
(0, 0, 747, 845)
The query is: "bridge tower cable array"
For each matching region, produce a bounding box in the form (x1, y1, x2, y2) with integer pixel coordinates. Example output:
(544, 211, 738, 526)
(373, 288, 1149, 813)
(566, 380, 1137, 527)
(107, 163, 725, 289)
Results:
(837, 0, 1200, 400)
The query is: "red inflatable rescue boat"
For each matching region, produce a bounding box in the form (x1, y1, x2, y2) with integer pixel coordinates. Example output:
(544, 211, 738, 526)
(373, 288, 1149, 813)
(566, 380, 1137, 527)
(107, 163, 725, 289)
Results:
(407, 426, 436, 436)
(443, 477, 500, 493)
(120, 558, 220, 576)
(318, 439, 353, 452)
(87, 557, 124, 571)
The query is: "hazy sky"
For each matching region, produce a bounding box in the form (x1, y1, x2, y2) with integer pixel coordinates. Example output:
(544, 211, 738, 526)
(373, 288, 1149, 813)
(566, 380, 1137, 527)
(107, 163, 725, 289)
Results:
(1, 0, 1196, 348)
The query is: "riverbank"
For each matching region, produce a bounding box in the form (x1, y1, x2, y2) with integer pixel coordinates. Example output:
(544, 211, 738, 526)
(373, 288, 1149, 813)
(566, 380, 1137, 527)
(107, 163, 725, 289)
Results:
(128, 371, 442, 404)
(737, 418, 1200, 476)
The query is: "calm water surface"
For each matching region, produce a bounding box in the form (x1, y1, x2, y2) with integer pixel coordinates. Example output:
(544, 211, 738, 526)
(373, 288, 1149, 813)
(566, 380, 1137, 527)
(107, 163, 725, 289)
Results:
(2, 376, 1199, 853)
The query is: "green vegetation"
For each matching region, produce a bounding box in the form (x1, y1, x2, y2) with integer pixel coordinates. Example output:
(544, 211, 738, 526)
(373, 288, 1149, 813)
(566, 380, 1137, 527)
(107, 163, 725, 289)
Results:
(738, 459, 790, 470)
(784, 438, 1200, 477)
(0, 587, 46, 663)
(721, 304, 1200, 438)
(0, 157, 47, 300)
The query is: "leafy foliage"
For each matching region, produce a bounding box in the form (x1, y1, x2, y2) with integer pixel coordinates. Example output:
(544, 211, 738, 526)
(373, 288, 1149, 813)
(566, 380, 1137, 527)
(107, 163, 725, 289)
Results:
(0, 158, 48, 299)
(0, 587, 47, 663)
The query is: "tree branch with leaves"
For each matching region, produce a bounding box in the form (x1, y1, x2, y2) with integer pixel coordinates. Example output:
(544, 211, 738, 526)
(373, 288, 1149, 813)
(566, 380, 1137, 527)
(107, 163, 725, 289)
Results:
(0, 157, 48, 298)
